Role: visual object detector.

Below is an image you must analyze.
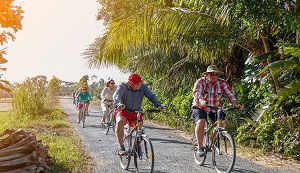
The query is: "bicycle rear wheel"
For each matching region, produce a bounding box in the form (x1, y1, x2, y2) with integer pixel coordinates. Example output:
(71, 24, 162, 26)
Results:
(119, 134, 131, 170)
(134, 135, 154, 173)
(193, 133, 207, 165)
(212, 130, 236, 173)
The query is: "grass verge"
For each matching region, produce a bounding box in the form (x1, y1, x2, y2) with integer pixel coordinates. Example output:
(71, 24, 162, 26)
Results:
(0, 108, 92, 173)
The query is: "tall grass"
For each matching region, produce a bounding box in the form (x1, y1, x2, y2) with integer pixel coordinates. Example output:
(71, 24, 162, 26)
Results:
(12, 77, 47, 118)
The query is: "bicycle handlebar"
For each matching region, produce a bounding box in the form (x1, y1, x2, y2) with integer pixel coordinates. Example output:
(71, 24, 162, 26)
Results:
(205, 106, 241, 112)
(135, 109, 161, 114)
(78, 100, 90, 103)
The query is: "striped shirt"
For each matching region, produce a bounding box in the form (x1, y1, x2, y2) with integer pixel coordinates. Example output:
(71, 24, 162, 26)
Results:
(192, 77, 236, 108)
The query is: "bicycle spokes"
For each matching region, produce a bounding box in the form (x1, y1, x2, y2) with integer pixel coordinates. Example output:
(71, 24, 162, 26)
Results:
(134, 136, 154, 173)
(213, 131, 236, 173)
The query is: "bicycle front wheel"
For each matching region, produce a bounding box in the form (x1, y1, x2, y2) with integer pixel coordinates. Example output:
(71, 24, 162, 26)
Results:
(212, 130, 236, 173)
(102, 112, 111, 135)
(134, 135, 154, 173)
(119, 134, 131, 170)
(81, 109, 86, 128)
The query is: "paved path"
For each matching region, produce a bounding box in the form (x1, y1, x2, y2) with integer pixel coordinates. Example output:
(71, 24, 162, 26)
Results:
(60, 96, 300, 173)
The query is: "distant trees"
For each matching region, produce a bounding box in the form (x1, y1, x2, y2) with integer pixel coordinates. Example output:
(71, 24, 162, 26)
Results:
(47, 76, 61, 96)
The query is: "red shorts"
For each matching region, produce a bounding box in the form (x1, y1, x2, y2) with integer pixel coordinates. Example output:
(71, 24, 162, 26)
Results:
(115, 110, 144, 127)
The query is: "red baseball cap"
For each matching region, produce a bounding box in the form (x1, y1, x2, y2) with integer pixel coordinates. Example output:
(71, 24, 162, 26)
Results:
(128, 73, 142, 84)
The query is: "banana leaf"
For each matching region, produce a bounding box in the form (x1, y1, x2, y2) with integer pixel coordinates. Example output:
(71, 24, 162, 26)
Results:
(254, 51, 278, 61)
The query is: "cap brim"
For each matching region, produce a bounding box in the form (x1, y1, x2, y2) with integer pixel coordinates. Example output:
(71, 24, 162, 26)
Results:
(202, 71, 224, 75)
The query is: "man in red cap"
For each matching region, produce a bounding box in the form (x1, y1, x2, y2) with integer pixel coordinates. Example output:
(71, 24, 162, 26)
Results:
(113, 73, 164, 155)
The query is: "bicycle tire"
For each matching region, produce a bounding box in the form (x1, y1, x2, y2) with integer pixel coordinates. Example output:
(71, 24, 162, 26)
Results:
(212, 130, 236, 173)
(81, 109, 86, 128)
(193, 133, 207, 165)
(102, 113, 110, 135)
(134, 135, 154, 173)
(102, 111, 114, 135)
(119, 134, 131, 170)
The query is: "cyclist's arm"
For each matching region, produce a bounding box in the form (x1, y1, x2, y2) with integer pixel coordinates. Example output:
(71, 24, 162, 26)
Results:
(220, 80, 237, 105)
(87, 92, 92, 101)
(101, 88, 107, 101)
(142, 84, 161, 108)
(76, 92, 81, 101)
(193, 79, 206, 105)
(113, 84, 125, 108)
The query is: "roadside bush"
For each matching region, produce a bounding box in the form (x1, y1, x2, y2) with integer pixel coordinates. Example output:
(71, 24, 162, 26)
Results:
(12, 77, 47, 118)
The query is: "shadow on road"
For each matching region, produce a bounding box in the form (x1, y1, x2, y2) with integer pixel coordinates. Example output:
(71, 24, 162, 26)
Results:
(144, 125, 177, 131)
(125, 168, 169, 173)
(150, 137, 190, 145)
(232, 168, 260, 173)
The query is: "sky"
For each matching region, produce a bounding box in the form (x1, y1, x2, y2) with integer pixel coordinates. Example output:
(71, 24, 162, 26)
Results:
(4, 0, 129, 84)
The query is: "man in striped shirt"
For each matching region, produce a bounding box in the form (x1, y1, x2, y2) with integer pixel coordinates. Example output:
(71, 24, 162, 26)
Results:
(192, 65, 243, 157)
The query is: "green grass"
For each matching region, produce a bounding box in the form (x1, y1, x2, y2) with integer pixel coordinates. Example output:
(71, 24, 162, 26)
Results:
(0, 108, 90, 173)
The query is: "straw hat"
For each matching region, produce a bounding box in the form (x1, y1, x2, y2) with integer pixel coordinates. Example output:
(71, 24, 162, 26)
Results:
(202, 65, 223, 75)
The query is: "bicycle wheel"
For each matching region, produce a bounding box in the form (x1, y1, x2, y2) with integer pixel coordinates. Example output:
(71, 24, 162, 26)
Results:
(193, 133, 207, 165)
(81, 109, 86, 128)
(212, 130, 236, 173)
(134, 135, 154, 173)
(119, 134, 131, 170)
(102, 114, 110, 135)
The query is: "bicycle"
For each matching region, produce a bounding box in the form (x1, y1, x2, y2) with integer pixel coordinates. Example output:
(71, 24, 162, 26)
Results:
(78, 101, 89, 128)
(101, 110, 115, 135)
(118, 109, 160, 173)
(192, 107, 237, 173)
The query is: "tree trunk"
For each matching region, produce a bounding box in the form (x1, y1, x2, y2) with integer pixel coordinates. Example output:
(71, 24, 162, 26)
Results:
(261, 36, 280, 93)
(296, 29, 300, 44)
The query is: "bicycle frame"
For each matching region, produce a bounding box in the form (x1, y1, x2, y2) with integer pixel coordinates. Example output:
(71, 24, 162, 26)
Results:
(193, 107, 237, 173)
(124, 112, 145, 154)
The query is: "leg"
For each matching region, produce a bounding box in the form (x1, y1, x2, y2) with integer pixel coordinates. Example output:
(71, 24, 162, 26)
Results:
(77, 109, 83, 123)
(86, 103, 89, 115)
(218, 111, 227, 128)
(195, 119, 206, 148)
(192, 108, 207, 157)
(115, 113, 127, 147)
(101, 105, 110, 123)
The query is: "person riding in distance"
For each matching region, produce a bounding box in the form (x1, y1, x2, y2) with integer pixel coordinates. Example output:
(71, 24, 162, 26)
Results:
(76, 86, 92, 123)
(192, 65, 243, 157)
(113, 73, 164, 155)
(101, 79, 116, 124)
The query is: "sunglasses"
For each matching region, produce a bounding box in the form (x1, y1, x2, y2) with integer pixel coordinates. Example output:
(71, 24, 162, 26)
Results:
(209, 73, 219, 76)
(109, 83, 115, 84)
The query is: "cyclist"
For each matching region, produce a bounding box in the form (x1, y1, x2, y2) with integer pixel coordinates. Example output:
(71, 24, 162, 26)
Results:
(100, 79, 116, 124)
(192, 65, 243, 157)
(72, 91, 76, 104)
(113, 73, 164, 155)
(76, 86, 92, 123)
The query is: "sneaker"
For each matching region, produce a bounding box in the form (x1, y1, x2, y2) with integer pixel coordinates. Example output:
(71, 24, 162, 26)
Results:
(118, 146, 128, 156)
(197, 147, 205, 157)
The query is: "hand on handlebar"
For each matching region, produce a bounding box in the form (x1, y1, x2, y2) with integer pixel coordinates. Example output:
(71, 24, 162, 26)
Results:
(158, 104, 166, 112)
(117, 104, 125, 110)
(236, 104, 244, 110)
(199, 99, 207, 107)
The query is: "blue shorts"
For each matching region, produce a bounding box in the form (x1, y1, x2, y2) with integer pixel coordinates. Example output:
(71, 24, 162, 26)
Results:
(191, 107, 226, 124)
